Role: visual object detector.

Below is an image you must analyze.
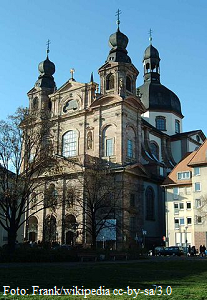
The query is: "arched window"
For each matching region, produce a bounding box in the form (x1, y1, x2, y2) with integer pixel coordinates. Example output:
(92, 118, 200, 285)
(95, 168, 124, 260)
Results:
(106, 74, 114, 90)
(175, 120, 180, 133)
(150, 142, 159, 160)
(103, 125, 115, 157)
(33, 97, 38, 110)
(44, 215, 57, 242)
(145, 186, 155, 221)
(62, 130, 77, 157)
(126, 126, 136, 159)
(126, 76, 132, 92)
(156, 116, 166, 131)
(65, 214, 77, 245)
(28, 216, 38, 242)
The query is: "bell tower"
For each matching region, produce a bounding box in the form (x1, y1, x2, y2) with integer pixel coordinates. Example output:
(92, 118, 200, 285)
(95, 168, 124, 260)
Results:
(28, 40, 56, 117)
(98, 10, 138, 98)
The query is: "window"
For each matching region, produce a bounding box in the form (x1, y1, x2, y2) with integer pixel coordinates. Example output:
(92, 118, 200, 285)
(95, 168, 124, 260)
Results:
(106, 138, 114, 156)
(187, 202, 191, 210)
(33, 97, 39, 110)
(177, 171, 190, 180)
(173, 187, 179, 199)
(195, 182, 201, 192)
(197, 216, 202, 224)
(194, 167, 200, 176)
(127, 139, 133, 158)
(150, 142, 159, 160)
(195, 199, 201, 208)
(179, 203, 184, 210)
(106, 74, 114, 90)
(180, 218, 184, 225)
(145, 187, 155, 221)
(175, 120, 180, 133)
(187, 217, 192, 225)
(62, 130, 77, 157)
(130, 194, 135, 207)
(174, 218, 179, 229)
(156, 116, 166, 131)
(126, 76, 132, 92)
(174, 203, 179, 214)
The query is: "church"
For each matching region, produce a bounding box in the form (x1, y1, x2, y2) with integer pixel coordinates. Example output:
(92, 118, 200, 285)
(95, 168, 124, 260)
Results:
(24, 16, 205, 249)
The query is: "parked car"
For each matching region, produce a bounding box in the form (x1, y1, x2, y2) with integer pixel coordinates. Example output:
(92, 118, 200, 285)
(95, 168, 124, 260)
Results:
(155, 246, 165, 256)
(163, 246, 184, 256)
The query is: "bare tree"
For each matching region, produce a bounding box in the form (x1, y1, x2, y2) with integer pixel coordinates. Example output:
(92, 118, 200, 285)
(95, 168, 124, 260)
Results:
(66, 157, 122, 249)
(0, 108, 58, 253)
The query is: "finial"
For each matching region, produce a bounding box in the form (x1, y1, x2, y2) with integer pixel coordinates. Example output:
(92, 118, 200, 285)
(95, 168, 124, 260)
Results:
(115, 9, 122, 30)
(70, 68, 75, 80)
(149, 29, 152, 45)
(46, 39, 51, 57)
(90, 72, 94, 83)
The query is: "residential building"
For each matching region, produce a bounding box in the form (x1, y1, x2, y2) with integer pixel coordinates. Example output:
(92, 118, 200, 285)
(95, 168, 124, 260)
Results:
(163, 139, 207, 249)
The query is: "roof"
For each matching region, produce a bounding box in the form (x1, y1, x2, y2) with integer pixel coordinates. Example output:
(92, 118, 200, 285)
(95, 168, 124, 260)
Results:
(188, 139, 207, 166)
(162, 152, 195, 186)
(139, 81, 183, 118)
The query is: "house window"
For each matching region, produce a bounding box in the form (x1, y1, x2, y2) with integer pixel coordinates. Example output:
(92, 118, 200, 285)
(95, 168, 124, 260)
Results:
(175, 120, 180, 133)
(130, 194, 135, 207)
(187, 217, 192, 225)
(180, 218, 184, 225)
(194, 167, 200, 176)
(150, 142, 159, 160)
(106, 74, 114, 90)
(187, 202, 191, 210)
(177, 171, 190, 180)
(155, 116, 166, 131)
(179, 203, 184, 210)
(174, 218, 179, 229)
(197, 216, 202, 224)
(126, 76, 132, 92)
(106, 138, 114, 156)
(174, 203, 179, 214)
(173, 187, 179, 199)
(195, 182, 201, 192)
(62, 130, 77, 157)
(145, 186, 155, 221)
(127, 139, 133, 158)
(195, 199, 201, 208)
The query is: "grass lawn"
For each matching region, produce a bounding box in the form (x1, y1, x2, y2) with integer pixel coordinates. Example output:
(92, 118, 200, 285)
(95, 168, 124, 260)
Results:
(0, 257, 206, 299)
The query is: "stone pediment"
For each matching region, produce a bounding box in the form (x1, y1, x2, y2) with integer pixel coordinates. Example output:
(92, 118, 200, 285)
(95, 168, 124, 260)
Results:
(124, 96, 146, 114)
(125, 163, 149, 178)
(54, 80, 85, 95)
(90, 94, 122, 108)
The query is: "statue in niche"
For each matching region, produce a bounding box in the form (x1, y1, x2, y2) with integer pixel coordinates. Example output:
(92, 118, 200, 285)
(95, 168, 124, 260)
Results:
(87, 131, 93, 149)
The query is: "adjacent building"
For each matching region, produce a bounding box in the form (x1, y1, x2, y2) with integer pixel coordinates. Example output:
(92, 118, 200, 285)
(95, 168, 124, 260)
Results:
(163, 139, 207, 249)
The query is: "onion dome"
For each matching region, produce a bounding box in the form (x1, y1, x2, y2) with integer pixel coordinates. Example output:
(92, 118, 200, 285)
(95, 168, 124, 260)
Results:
(38, 56, 55, 76)
(109, 29, 129, 49)
(144, 45, 160, 60)
(35, 54, 56, 89)
(106, 28, 131, 63)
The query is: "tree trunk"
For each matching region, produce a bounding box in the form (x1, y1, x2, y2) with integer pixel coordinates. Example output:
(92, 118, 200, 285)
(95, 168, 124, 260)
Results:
(7, 228, 17, 254)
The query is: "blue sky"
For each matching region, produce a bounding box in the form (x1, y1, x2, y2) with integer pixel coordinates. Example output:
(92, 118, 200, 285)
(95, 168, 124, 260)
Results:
(0, 0, 207, 135)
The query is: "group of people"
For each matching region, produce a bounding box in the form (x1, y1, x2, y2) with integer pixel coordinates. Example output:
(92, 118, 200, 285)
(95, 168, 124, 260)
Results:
(188, 245, 206, 256)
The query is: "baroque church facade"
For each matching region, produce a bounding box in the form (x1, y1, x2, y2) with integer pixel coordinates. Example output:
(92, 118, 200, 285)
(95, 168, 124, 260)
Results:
(24, 21, 205, 249)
